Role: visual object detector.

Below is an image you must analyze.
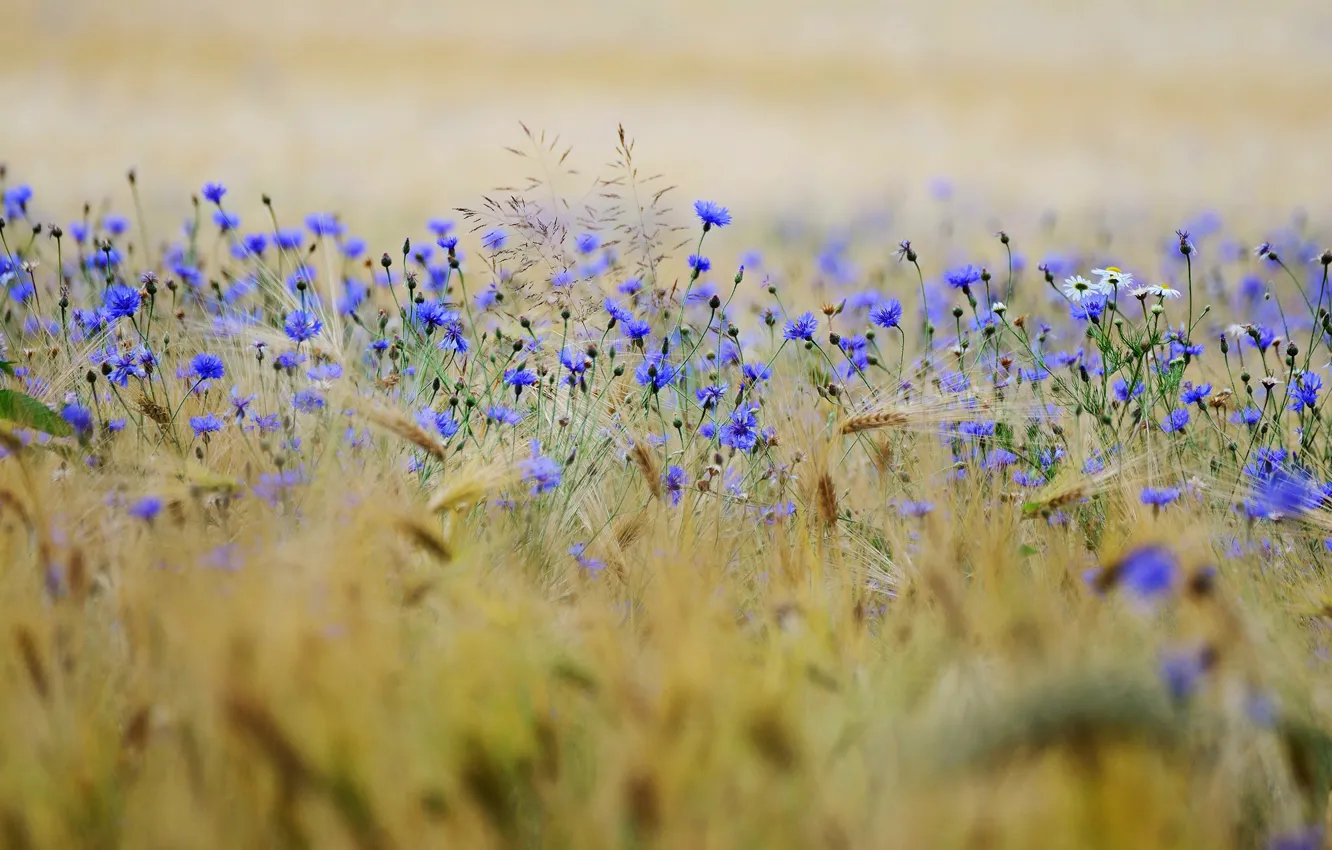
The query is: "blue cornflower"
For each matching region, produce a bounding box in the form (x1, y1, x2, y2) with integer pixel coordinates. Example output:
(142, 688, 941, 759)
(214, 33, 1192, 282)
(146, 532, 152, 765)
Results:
(230, 387, 256, 420)
(1180, 382, 1212, 405)
(201, 182, 227, 204)
(485, 405, 524, 426)
(1116, 544, 1178, 599)
(634, 353, 678, 391)
(618, 278, 643, 295)
(899, 500, 935, 518)
(662, 465, 688, 506)
(624, 319, 652, 341)
(275, 351, 305, 372)
(574, 232, 600, 254)
(283, 309, 323, 343)
(241, 233, 268, 255)
(480, 229, 507, 251)
(108, 350, 147, 386)
(695, 383, 729, 410)
(128, 495, 164, 522)
(521, 442, 562, 495)
(984, 448, 1018, 469)
(504, 367, 538, 389)
(869, 299, 903, 329)
(598, 301, 630, 326)
(422, 409, 459, 439)
(1069, 295, 1107, 322)
(1161, 408, 1190, 433)
(431, 310, 469, 354)
(61, 403, 94, 438)
(1113, 379, 1145, 403)
(1232, 405, 1263, 427)
(341, 236, 366, 260)
(743, 361, 772, 384)
(693, 200, 732, 230)
(291, 390, 324, 413)
(103, 284, 141, 320)
(719, 406, 760, 451)
(213, 210, 240, 232)
(427, 218, 454, 237)
(1249, 466, 1319, 519)
(944, 264, 982, 290)
(1013, 469, 1045, 487)
(103, 214, 130, 235)
(688, 254, 712, 273)
(189, 413, 224, 436)
(1267, 827, 1324, 850)
(550, 269, 574, 288)
(783, 311, 819, 341)
(1159, 645, 1212, 702)
(190, 352, 225, 382)
(1289, 372, 1322, 412)
(275, 228, 304, 250)
(568, 543, 606, 572)
(305, 213, 344, 238)
(1141, 487, 1181, 508)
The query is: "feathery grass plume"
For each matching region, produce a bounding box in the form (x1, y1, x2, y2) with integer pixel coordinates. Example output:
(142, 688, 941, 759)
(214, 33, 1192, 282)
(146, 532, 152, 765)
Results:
(13, 625, 49, 702)
(426, 460, 516, 514)
(360, 405, 448, 462)
(395, 515, 454, 563)
(630, 439, 662, 499)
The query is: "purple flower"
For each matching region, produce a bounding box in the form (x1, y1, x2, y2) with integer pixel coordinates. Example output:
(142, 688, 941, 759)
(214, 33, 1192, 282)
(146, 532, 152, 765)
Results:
(1141, 486, 1181, 507)
(1289, 372, 1322, 412)
(662, 465, 688, 506)
(944, 264, 982, 290)
(869, 299, 903, 329)
(103, 284, 141, 320)
(190, 352, 225, 382)
(1159, 645, 1211, 702)
(574, 232, 600, 254)
(129, 495, 164, 522)
(1180, 382, 1212, 405)
(291, 390, 325, 413)
(61, 403, 94, 438)
(783, 311, 819, 341)
(634, 353, 678, 391)
(693, 200, 732, 229)
(189, 413, 224, 436)
(521, 442, 562, 494)
(283, 309, 323, 343)
(201, 182, 227, 205)
(305, 213, 344, 238)
(1161, 408, 1190, 433)
(1249, 466, 1320, 519)
(480, 229, 507, 251)
(719, 406, 760, 452)
(688, 254, 711, 273)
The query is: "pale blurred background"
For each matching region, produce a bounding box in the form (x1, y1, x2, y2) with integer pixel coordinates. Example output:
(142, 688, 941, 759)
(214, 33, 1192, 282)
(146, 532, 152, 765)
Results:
(4, 0, 1331, 230)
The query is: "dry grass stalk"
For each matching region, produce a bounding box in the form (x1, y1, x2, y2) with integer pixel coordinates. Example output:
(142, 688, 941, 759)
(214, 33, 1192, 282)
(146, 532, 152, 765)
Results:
(361, 406, 447, 462)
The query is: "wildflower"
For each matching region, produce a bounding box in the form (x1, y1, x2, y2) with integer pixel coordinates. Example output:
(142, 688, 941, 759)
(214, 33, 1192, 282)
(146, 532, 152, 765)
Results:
(618, 277, 643, 295)
(1091, 266, 1133, 288)
(1266, 826, 1324, 850)
(485, 405, 523, 426)
(103, 284, 141, 320)
(1161, 408, 1190, 433)
(305, 213, 344, 238)
(1180, 382, 1212, 405)
(480, 229, 506, 251)
(944, 264, 982, 290)
(604, 299, 633, 323)
(720, 406, 760, 451)
(1288, 372, 1322, 412)
(634, 353, 678, 391)
(742, 361, 772, 385)
(1232, 405, 1263, 427)
(1113, 543, 1178, 600)
(521, 442, 562, 494)
(551, 269, 575, 288)
(60, 403, 94, 438)
(283, 309, 323, 343)
(241, 232, 269, 255)
(427, 218, 454, 237)
(128, 495, 164, 522)
(1140, 487, 1181, 508)
(899, 500, 935, 518)
(1249, 466, 1319, 519)
(230, 387, 256, 420)
(574, 232, 600, 254)
(190, 352, 225, 382)
(694, 200, 732, 230)
(1159, 645, 1214, 702)
(869, 299, 903, 329)
(1062, 275, 1102, 302)
(275, 228, 304, 250)
(201, 182, 227, 204)
(1175, 229, 1196, 257)
(569, 543, 606, 572)
(291, 390, 324, 413)
(662, 465, 688, 506)
(623, 319, 652, 341)
(695, 383, 729, 410)
(783, 311, 819, 341)
(688, 254, 712, 274)
(213, 210, 240, 232)
(189, 413, 224, 436)
(1113, 379, 1145, 403)
(504, 367, 538, 391)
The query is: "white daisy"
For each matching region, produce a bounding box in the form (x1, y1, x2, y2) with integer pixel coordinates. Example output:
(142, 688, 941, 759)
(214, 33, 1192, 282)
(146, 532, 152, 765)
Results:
(1062, 275, 1103, 302)
(1152, 285, 1183, 300)
(1091, 266, 1134, 289)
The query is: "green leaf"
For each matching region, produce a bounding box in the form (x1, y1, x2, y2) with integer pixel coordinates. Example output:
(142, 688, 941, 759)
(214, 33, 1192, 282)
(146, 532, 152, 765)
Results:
(0, 361, 14, 376)
(1018, 543, 1041, 557)
(0, 389, 72, 436)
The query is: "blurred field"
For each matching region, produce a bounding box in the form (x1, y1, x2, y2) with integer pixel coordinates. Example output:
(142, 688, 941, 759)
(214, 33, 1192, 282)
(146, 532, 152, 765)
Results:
(5, 0, 1332, 225)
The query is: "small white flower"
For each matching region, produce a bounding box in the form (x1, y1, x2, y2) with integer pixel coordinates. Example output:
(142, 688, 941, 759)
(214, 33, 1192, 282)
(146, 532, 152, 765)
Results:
(1152, 285, 1183, 300)
(1062, 275, 1104, 302)
(1092, 266, 1134, 289)
(1227, 323, 1252, 339)
(991, 301, 1007, 315)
